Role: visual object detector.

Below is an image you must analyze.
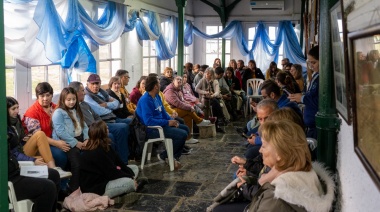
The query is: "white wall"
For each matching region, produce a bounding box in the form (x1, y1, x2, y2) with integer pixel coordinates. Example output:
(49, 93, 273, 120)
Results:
(337, 117, 380, 211)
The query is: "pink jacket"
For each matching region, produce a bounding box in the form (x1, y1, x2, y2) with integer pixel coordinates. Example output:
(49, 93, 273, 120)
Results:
(163, 83, 193, 111)
(63, 188, 114, 211)
(182, 83, 198, 103)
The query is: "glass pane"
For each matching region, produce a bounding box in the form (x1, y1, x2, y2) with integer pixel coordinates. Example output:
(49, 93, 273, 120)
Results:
(79, 72, 91, 86)
(248, 41, 253, 48)
(150, 41, 156, 56)
(278, 56, 283, 65)
(269, 26, 277, 41)
(150, 58, 157, 74)
(279, 43, 284, 55)
(99, 44, 110, 59)
(143, 40, 149, 56)
(6, 69, 15, 96)
(5, 53, 14, 66)
(47, 65, 61, 94)
(161, 60, 170, 70)
(206, 40, 219, 54)
(99, 61, 111, 84)
(206, 54, 217, 67)
(226, 40, 231, 54)
(248, 27, 256, 41)
(111, 38, 121, 58)
(112, 60, 121, 76)
(225, 54, 231, 67)
(143, 58, 149, 76)
(31, 66, 47, 97)
(206, 26, 218, 34)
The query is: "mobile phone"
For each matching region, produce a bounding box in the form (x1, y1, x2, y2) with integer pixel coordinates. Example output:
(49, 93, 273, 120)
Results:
(283, 88, 292, 95)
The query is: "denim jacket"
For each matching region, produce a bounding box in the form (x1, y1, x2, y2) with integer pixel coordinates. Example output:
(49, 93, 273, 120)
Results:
(52, 108, 89, 148)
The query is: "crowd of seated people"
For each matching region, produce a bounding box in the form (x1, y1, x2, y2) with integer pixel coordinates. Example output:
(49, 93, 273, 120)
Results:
(7, 52, 328, 211)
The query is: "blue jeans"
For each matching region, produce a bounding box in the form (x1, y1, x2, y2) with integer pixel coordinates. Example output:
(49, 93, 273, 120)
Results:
(50, 145, 67, 169)
(103, 165, 139, 198)
(107, 122, 130, 164)
(147, 124, 189, 160)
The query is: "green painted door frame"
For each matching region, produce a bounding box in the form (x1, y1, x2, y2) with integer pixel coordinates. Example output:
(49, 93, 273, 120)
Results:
(0, 0, 9, 210)
(176, 0, 187, 76)
(316, 0, 341, 171)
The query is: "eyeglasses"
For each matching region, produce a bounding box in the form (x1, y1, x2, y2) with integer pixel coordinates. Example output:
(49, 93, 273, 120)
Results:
(256, 116, 269, 122)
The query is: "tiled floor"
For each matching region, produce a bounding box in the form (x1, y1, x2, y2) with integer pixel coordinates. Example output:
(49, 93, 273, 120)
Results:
(103, 117, 250, 212)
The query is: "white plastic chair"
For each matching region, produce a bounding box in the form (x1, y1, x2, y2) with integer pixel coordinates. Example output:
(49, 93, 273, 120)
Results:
(140, 126, 175, 171)
(8, 181, 34, 212)
(245, 79, 264, 116)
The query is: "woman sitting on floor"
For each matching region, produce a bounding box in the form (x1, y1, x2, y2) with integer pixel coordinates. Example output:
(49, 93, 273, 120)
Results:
(80, 120, 139, 198)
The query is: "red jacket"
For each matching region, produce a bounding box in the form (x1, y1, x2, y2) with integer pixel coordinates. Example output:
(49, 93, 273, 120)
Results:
(22, 101, 56, 137)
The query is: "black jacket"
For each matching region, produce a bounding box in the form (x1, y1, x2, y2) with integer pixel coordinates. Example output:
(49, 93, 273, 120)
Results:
(79, 146, 135, 195)
(107, 89, 132, 119)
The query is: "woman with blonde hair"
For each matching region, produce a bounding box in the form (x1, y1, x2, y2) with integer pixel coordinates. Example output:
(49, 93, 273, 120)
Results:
(246, 120, 335, 211)
(290, 64, 305, 92)
(160, 67, 174, 91)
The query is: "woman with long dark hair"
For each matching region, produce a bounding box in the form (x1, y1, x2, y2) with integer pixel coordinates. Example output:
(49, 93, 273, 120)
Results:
(52, 87, 89, 192)
(80, 120, 139, 198)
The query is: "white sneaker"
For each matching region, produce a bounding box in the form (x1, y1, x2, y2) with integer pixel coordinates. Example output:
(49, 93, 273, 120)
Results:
(187, 138, 199, 144)
(197, 119, 211, 127)
(54, 167, 72, 179)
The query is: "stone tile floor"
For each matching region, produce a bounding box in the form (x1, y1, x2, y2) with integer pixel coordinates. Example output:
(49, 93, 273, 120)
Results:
(99, 117, 251, 212)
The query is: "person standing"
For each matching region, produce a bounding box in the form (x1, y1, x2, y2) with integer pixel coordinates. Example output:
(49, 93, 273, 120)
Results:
(289, 45, 319, 139)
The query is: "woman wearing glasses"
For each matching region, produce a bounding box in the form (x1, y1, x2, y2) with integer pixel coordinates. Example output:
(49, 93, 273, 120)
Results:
(288, 45, 319, 140)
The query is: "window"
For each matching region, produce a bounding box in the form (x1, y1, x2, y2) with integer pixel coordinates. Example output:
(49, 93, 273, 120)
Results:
(205, 26, 231, 67)
(248, 27, 257, 49)
(143, 40, 158, 76)
(5, 53, 15, 97)
(248, 25, 284, 65)
(31, 65, 62, 96)
(268, 26, 284, 64)
(98, 38, 122, 85)
(160, 47, 189, 74)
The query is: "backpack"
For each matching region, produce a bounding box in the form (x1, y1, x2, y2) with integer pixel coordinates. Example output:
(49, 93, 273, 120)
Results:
(128, 116, 147, 160)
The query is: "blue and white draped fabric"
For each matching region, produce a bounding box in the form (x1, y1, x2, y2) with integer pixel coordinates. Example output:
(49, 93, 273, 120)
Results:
(135, 10, 160, 41)
(280, 21, 307, 72)
(184, 20, 193, 47)
(78, 1, 127, 45)
(155, 16, 178, 60)
(3, 0, 305, 74)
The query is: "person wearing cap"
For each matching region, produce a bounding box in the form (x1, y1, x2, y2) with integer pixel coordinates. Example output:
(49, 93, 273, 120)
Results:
(84, 74, 133, 160)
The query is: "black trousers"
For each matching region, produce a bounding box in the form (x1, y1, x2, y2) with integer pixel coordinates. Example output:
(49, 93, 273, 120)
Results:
(13, 168, 60, 212)
(66, 147, 81, 191)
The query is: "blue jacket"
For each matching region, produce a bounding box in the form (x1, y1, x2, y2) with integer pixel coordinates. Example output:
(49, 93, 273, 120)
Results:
(277, 94, 303, 119)
(136, 92, 172, 128)
(302, 74, 319, 127)
(52, 108, 89, 148)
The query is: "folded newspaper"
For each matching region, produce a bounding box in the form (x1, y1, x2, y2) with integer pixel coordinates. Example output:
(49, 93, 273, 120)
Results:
(20, 165, 48, 178)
